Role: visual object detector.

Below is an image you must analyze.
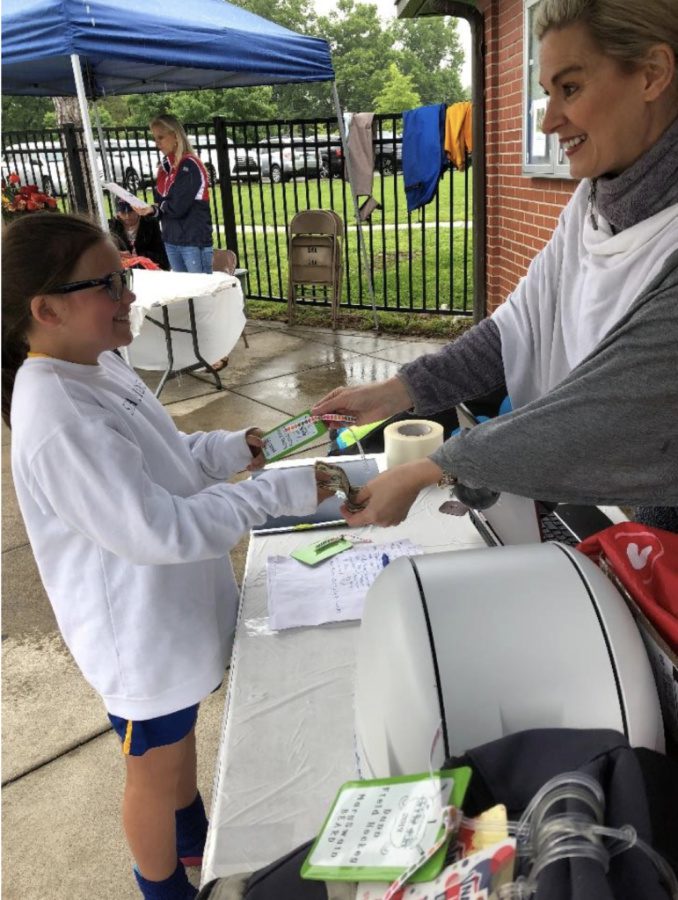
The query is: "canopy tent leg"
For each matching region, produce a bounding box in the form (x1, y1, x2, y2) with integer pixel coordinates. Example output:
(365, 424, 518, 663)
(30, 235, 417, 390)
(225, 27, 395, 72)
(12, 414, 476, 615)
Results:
(332, 84, 379, 332)
(93, 102, 111, 183)
(70, 54, 108, 229)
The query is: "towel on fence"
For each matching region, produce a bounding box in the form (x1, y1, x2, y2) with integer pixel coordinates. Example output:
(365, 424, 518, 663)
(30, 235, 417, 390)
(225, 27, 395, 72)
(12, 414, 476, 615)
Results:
(402, 103, 448, 213)
(445, 101, 473, 170)
(348, 113, 376, 196)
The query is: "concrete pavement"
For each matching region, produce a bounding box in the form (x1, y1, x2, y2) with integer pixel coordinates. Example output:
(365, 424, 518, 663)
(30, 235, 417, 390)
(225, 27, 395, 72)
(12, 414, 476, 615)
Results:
(1, 319, 446, 900)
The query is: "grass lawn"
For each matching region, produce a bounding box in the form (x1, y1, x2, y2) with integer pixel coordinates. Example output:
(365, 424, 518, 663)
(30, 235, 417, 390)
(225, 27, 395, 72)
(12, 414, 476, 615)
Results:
(97, 168, 475, 317)
(239, 217, 474, 315)
(246, 299, 475, 339)
(214, 169, 473, 229)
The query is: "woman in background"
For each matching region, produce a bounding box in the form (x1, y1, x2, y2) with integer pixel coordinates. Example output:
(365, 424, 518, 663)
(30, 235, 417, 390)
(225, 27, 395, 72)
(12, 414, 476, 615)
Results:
(110, 198, 170, 269)
(140, 115, 213, 274)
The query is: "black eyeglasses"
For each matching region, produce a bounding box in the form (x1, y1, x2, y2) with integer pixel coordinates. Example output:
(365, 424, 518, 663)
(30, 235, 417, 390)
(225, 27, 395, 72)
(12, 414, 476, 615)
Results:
(52, 269, 131, 302)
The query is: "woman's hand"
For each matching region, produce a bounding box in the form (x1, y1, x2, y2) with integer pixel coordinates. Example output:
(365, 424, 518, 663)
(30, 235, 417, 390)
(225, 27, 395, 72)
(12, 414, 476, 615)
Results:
(339, 459, 443, 527)
(315, 468, 337, 506)
(311, 376, 413, 426)
(245, 428, 266, 471)
(135, 205, 156, 217)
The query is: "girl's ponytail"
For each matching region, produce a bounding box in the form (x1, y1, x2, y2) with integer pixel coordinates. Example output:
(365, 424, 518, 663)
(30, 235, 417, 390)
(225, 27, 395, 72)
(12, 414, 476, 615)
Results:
(1, 213, 105, 427)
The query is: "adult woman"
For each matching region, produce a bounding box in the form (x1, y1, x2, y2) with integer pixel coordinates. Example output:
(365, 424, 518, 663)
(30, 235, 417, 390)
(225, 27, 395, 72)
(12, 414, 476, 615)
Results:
(313, 0, 678, 529)
(140, 115, 213, 274)
(109, 198, 170, 269)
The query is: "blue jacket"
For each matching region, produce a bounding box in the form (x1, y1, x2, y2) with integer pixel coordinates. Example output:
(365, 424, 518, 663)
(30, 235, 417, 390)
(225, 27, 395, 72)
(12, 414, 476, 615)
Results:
(402, 103, 448, 213)
(153, 154, 213, 247)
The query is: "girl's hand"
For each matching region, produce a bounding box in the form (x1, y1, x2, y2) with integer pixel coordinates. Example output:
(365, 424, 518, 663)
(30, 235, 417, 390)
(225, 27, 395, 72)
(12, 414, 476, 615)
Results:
(135, 205, 156, 216)
(339, 459, 443, 527)
(245, 428, 266, 471)
(311, 377, 413, 426)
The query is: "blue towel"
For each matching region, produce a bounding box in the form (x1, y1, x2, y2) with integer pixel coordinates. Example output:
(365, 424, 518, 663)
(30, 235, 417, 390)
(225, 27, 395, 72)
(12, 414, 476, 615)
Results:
(402, 103, 448, 213)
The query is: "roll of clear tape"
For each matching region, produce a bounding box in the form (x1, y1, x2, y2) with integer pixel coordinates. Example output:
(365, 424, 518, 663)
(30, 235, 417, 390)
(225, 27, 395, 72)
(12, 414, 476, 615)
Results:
(384, 420, 444, 468)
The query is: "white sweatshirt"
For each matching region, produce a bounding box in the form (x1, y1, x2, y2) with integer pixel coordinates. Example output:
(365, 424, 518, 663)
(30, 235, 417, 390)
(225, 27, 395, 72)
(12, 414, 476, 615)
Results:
(11, 351, 317, 719)
(493, 180, 678, 407)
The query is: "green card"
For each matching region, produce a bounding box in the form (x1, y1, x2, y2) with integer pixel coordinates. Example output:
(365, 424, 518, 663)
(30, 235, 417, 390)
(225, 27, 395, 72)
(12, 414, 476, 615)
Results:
(261, 411, 328, 462)
(301, 767, 472, 883)
(291, 536, 354, 566)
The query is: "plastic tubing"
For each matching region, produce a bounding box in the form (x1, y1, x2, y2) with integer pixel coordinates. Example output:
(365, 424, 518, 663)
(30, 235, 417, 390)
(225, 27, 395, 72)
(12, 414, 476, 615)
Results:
(474, 772, 678, 900)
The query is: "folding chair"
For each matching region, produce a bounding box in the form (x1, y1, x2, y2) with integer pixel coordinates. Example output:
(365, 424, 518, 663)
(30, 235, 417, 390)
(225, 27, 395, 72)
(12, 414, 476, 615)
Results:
(287, 210, 344, 329)
(213, 248, 249, 350)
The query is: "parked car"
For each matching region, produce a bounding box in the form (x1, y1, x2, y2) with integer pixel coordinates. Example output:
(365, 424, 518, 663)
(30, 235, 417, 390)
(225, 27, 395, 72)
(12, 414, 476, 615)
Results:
(3, 142, 69, 195)
(102, 137, 160, 192)
(292, 130, 402, 180)
(187, 133, 259, 182)
(257, 136, 322, 183)
(313, 134, 344, 179)
(373, 130, 402, 175)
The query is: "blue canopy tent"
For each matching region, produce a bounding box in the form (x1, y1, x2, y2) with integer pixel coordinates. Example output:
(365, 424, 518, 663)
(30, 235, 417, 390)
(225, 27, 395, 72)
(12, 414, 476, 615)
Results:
(1, 0, 335, 224)
(2, 0, 378, 325)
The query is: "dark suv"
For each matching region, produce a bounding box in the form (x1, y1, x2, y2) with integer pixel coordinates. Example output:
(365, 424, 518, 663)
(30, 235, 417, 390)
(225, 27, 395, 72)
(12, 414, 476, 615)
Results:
(307, 130, 402, 179)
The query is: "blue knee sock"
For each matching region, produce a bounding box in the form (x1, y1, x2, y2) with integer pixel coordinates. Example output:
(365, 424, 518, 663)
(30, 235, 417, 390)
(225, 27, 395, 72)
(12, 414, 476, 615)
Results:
(134, 861, 197, 899)
(175, 792, 208, 861)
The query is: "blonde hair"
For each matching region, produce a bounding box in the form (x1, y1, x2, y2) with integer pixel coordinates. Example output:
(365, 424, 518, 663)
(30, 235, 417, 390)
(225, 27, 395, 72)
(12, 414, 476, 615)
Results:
(534, 0, 678, 79)
(149, 114, 195, 160)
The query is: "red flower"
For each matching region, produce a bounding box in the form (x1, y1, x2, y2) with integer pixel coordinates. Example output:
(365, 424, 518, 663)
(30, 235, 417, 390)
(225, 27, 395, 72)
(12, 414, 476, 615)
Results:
(45, 197, 58, 208)
(8, 172, 20, 185)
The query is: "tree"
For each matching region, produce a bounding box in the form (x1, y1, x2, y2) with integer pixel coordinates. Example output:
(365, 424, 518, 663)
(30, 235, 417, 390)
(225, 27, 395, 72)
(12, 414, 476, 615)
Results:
(1, 97, 53, 132)
(316, 0, 397, 114)
(373, 63, 420, 115)
(124, 87, 276, 129)
(392, 16, 466, 107)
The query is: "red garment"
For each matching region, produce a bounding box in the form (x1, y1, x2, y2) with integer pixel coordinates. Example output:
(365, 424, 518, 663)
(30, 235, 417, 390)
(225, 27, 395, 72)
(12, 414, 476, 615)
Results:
(121, 255, 160, 270)
(578, 523, 678, 650)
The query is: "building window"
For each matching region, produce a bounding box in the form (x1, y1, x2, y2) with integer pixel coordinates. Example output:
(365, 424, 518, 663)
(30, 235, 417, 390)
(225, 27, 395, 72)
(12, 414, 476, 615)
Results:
(522, 0, 571, 177)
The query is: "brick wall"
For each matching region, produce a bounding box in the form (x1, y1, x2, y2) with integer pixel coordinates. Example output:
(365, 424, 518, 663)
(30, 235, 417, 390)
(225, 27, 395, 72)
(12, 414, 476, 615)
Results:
(478, 0, 576, 312)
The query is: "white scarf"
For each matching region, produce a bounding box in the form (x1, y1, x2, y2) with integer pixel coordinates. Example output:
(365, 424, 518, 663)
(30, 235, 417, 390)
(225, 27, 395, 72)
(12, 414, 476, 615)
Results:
(492, 180, 678, 407)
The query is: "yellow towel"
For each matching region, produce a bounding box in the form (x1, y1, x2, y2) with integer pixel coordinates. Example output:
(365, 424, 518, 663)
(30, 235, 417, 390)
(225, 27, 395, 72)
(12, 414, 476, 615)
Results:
(444, 101, 473, 170)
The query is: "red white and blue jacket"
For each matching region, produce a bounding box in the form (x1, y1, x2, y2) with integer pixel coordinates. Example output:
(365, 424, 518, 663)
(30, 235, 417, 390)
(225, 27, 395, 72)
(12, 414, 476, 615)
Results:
(153, 153, 212, 247)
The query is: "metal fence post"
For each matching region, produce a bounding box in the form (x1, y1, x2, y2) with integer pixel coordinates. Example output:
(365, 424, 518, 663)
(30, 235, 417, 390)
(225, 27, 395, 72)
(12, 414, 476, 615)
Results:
(62, 123, 89, 214)
(213, 116, 239, 257)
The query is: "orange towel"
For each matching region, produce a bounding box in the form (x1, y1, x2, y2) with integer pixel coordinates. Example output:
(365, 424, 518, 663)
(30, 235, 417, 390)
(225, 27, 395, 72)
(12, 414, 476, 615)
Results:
(444, 101, 473, 170)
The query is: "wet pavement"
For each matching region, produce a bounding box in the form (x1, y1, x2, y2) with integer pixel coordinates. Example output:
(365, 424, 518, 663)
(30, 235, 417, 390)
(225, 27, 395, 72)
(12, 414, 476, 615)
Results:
(1, 319, 446, 900)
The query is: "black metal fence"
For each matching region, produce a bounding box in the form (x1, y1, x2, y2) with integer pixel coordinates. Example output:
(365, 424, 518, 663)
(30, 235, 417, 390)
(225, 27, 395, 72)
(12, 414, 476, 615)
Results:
(2, 115, 473, 316)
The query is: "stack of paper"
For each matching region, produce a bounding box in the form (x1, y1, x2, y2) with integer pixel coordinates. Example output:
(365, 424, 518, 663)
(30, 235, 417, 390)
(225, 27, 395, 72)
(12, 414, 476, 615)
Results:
(266, 539, 422, 630)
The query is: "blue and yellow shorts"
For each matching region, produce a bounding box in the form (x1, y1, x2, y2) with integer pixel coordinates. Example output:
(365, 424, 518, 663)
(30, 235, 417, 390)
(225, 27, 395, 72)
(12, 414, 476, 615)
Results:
(108, 703, 199, 756)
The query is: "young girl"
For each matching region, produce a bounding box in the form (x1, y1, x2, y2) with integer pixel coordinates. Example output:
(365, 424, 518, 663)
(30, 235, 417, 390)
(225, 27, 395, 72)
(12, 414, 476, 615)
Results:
(2, 213, 329, 900)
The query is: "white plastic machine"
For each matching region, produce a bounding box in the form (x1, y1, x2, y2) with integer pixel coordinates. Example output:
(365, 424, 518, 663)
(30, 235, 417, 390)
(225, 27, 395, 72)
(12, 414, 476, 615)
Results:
(354, 542, 664, 779)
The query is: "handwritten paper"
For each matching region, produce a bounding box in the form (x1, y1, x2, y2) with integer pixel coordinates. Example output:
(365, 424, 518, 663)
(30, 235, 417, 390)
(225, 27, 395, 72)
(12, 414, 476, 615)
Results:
(266, 539, 422, 630)
(308, 776, 452, 871)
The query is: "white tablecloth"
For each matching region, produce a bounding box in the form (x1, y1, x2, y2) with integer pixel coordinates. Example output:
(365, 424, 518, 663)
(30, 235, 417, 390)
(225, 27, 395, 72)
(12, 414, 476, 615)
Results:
(202, 455, 486, 883)
(127, 269, 245, 371)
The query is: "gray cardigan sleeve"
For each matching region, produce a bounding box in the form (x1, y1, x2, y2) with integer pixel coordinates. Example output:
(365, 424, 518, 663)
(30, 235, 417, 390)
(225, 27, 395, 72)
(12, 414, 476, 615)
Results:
(430, 251, 678, 506)
(397, 317, 506, 413)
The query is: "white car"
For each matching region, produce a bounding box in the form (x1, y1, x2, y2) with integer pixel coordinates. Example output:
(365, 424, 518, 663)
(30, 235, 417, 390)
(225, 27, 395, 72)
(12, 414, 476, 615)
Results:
(257, 136, 322, 183)
(3, 142, 68, 195)
(102, 138, 160, 192)
(187, 133, 259, 182)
